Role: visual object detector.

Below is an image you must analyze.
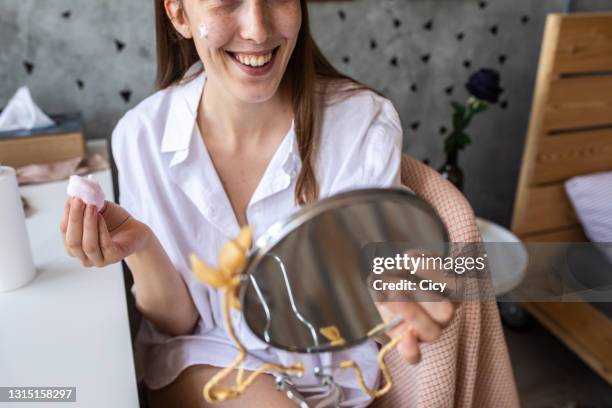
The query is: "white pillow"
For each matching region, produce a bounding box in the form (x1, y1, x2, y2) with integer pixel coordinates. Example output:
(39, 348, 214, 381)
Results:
(565, 171, 612, 263)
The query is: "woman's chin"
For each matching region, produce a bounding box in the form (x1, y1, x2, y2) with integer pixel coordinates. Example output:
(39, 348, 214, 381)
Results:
(231, 84, 282, 105)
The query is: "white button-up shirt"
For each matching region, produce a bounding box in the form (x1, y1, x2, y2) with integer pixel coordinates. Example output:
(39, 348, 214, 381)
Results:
(111, 62, 402, 407)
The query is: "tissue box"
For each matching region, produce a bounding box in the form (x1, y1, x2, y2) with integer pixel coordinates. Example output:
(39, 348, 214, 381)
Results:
(0, 113, 85, 168)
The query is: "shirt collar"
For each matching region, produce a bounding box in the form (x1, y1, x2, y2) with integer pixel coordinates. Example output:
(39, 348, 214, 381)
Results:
(160, 60, 300, 178)
(159, 62, 301, 235)
(247, 122, 300, 206)
(160, 61, 206, 154)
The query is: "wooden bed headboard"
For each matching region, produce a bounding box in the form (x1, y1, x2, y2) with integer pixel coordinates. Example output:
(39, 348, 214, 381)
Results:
(511, 12, 612, 385)
(512, 12, 612, 242)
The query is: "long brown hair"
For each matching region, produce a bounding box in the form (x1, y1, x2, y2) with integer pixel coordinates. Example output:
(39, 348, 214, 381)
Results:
(154, 0, 369, 205)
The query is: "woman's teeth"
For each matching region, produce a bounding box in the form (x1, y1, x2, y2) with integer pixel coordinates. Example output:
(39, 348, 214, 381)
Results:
(234, 52, 273, 67)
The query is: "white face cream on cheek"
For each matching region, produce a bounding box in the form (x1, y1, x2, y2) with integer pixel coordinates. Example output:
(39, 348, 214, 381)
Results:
(198, 22, 208, 39)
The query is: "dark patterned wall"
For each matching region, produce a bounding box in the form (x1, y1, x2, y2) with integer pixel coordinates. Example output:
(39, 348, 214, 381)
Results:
(308, 0, 574, 225)
(1, 0, 611, 225)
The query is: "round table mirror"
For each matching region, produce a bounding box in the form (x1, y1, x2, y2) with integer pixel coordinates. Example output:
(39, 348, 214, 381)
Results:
(240, 188, 449, 353)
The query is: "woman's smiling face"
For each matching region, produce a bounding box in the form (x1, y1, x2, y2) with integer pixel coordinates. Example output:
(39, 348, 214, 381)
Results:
(167, 0, 302, 104)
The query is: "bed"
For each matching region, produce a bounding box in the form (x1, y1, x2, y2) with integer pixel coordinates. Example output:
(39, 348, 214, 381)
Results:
(511, 12, 612, 384)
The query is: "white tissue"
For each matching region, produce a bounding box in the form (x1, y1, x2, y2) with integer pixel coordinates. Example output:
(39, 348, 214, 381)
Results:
(0, 86, 55, 132)
(67, 174, 106, 211)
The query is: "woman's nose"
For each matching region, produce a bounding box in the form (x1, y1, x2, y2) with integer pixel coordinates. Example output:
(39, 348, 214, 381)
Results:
(240, 0, 271, 45)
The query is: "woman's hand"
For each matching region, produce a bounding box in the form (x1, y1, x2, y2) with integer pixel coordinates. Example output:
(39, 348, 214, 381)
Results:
(376, 300, 456, 364)
(60, 197, 151, 267)
(373, 248, 459, 364)
(59, 197, 198, 335)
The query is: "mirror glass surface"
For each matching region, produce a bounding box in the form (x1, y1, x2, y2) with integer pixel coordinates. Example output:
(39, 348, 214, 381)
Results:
(241, 189, 448, 353)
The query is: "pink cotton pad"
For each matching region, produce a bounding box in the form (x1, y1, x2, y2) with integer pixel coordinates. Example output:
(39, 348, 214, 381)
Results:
(67, 175, 106, 211)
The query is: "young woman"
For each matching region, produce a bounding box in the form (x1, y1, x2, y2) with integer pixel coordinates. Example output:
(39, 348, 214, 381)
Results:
(60, 1, 517, 407)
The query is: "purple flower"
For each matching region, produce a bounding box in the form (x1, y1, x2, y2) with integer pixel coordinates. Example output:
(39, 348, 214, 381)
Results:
(465, 68, 503, 103)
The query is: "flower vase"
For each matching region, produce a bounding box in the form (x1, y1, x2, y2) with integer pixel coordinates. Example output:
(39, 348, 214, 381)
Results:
(439, 150, 464, 191)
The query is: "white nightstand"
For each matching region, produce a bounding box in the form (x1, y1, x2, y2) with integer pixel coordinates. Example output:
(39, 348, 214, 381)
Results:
(0, 140, 139, 407)
(476, 217, 528, 296)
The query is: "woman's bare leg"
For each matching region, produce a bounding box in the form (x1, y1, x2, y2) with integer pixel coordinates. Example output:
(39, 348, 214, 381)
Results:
(148, 364, 299, 408)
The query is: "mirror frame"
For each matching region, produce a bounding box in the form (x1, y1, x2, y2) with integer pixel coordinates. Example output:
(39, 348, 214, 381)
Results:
(238, 188, 450, 353)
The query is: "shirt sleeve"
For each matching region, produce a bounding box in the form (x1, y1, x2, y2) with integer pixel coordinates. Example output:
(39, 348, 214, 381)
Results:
(328, 97, 403, 195)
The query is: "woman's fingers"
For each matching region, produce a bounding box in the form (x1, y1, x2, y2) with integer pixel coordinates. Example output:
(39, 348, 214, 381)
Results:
(61, 197, 121, 268)
(61, 197, 132, 267)
(377, 301, 449, 364)
(377, 301, 442, 342)
(60, 197, 71, 235)
(376, 304, 421, 363)
(98, 215, 119, 262)
(82, 204, 104, 266)
(65, 198, 91, 265)
(60, 197, 72, 251)
(396, 329, 421, 364)
(100, 201, 131, 232)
